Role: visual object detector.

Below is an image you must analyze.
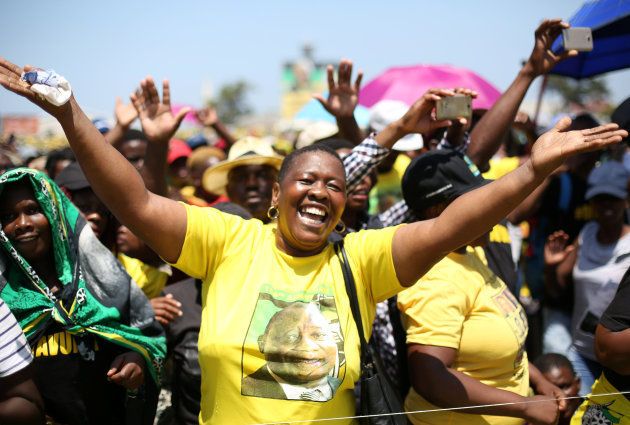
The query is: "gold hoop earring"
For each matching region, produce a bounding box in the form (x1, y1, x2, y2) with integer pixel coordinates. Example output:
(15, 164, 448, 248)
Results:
(267, 205, 279, 220)
(335, 221, 346, 234)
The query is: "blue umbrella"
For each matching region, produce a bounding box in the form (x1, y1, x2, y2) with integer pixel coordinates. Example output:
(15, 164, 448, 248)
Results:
(295, 93, 370, 127)
(551, 0, 630, 78)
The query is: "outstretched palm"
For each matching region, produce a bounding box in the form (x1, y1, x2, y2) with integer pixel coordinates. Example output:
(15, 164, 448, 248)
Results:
(0, 57, 69, 117)
(530, 117, 627, 176)
(314, 59, 362, 118)
(130, 77, 189, 143)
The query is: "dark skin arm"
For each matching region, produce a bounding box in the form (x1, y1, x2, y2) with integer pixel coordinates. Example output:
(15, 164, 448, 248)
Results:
(407, 344, 560, 424)
(313, 59, 364, 145)
(467, 19, 577, 169)
(506, 176, 551, 224)
(0, 365, 45, 425)
(595, 325, 630, 375)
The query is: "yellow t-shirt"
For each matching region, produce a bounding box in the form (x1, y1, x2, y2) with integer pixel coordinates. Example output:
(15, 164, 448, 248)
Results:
(172, 204, 403, 424)
(369, 154, 411, 214)
(483, 156, 521, 180)
(571, 373, 630, 424)
(117, 253, 170, 299)
(397, 247, 529, 425)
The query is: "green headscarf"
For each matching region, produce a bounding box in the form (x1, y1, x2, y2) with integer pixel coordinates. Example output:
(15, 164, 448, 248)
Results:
(0, 168, 165, 384)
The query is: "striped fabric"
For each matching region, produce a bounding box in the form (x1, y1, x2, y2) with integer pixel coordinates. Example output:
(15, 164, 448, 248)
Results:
(0, 298, 32, 377)
(343, 135, 389, 193)
(343, 136, 416, 228)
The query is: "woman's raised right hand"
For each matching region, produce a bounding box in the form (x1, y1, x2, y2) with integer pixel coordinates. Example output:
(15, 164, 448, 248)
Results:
(0, 57, 71, 118)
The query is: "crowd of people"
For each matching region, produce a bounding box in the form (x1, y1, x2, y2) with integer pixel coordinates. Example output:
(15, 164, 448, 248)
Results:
(0, 18, 629, 425)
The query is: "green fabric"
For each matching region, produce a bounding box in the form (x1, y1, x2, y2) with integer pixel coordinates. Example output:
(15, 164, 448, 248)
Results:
(0, 168, 165, 383)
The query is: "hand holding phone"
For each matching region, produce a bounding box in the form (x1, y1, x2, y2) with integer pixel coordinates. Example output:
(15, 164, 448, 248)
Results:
(435, 94, 472, 121)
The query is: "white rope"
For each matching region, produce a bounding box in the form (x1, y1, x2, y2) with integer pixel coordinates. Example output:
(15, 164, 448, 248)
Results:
(253, 391, 630, 425)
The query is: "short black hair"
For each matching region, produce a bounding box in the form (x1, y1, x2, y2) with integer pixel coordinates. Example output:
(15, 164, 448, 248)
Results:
(45, 148, 75, 178)
(278, 144, 345, 183)
(314, 138, 355, 152)
(534, 353, 576, 376)
(121, 129, 148, 144)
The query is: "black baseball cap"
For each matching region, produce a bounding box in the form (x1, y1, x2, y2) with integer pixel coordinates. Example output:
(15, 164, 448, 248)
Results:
(54, 161, 91, 191)
(402, 149, 489, 212)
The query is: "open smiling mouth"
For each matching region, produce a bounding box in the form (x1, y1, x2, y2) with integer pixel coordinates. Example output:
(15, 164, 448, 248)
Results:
(298, 206, 328, 226)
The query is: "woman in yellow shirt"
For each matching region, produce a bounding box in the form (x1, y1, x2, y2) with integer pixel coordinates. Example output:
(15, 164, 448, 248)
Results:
(0, 57, 625, 424)
(398, 150, 565, 425)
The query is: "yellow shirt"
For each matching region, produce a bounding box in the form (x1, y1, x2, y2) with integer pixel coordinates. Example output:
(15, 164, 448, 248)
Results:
(397, 247, 529, 425)
(172, 204, 403, 424)
(483, 157, 520, 180)
(117, 253, 170, 299)
(571, 373, 630, 425)
(369, 154, 411, 214)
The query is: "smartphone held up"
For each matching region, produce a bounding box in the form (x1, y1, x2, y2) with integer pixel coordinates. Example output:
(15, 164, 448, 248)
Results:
(562, 27, 593, 52)
(435, 94, 472, 121)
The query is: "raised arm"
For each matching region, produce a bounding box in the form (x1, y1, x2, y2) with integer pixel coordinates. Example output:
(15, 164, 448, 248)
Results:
(130, 77, 190, 197)
(466, 19, 577, 168)
(390, 114, 626, 285)
(0, 58, 187, 263)
(313, 59, 364, 145)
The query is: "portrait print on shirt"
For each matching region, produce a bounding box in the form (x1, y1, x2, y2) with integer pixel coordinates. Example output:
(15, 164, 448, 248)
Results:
(241, 290, 345, 402)
(491, 283, 528, 372)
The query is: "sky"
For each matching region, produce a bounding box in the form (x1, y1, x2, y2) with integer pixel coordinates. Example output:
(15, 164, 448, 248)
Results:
(1, 0, 629, 121)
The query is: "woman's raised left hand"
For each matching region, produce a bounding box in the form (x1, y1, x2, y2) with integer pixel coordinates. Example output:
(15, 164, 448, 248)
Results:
(530, 117, 627, 177)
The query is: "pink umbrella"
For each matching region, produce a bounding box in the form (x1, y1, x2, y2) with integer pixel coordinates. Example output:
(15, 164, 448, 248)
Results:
(359, 64, 501, 110)
(171, 103, 199, 124)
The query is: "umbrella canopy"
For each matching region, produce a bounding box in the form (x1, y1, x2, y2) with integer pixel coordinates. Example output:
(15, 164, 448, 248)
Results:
(294, 93, 370, 127)
(358, 64, 501, 110)
(551, 0, 630, 78)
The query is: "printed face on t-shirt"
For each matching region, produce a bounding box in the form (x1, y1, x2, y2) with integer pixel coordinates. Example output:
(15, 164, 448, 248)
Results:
(260, 303, 338, 384)
(242, 291, 345, 402)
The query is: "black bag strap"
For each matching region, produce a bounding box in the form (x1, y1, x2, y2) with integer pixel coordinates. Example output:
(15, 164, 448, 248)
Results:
(334, 241, 373, 370)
